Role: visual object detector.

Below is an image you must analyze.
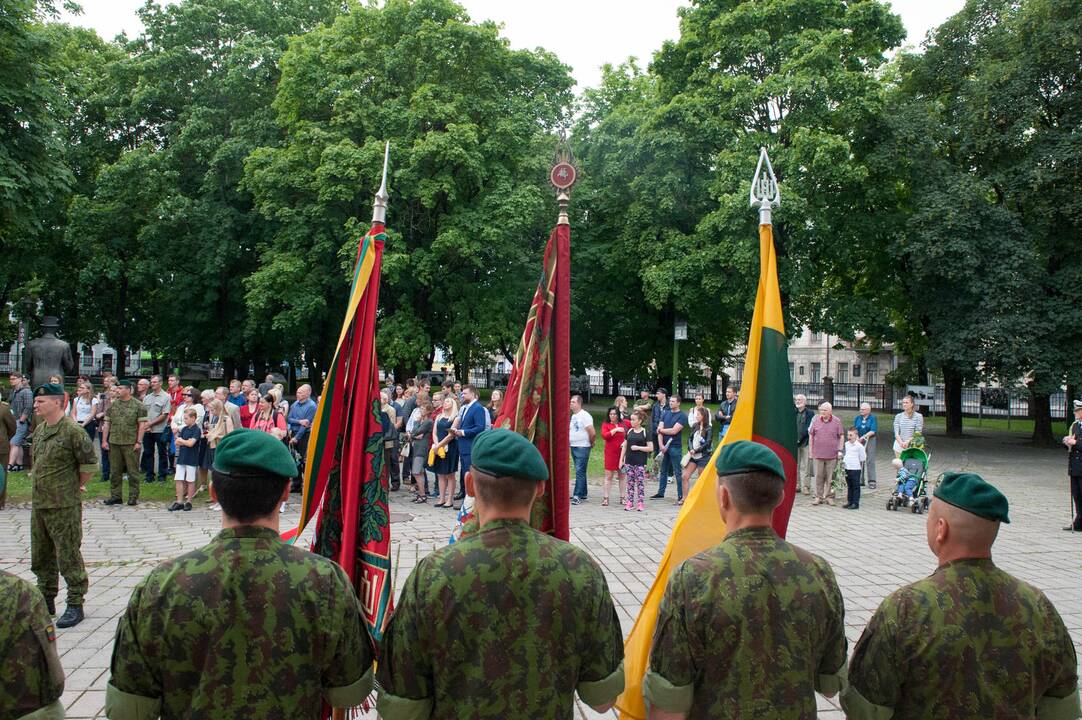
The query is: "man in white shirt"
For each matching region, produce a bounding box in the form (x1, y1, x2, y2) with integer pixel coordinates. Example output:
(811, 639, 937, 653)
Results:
(569, 395, 595, 505)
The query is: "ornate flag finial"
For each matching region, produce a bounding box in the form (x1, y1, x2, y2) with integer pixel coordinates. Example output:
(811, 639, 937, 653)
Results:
(749, 146, 780, 225)
(551, 134, 577, 226)
(372, 141, 390, 224)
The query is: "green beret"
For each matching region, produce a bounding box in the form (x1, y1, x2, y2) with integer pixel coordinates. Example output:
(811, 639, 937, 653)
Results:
(934, 472, 1010, 523)
(714, 440, 785, 481)
(117, 379, 133, 388)
(34, 383, 64, 397)
(470, 429, 549, 482)
(213, 429, 297, 478)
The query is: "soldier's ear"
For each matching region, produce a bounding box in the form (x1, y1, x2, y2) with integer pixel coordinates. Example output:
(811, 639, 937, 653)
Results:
(534, 480, 546, 500)
(465, 471, 475, 497)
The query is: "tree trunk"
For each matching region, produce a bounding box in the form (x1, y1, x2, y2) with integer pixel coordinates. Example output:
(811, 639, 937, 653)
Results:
(943, 366, 963, 438)
(288, 361, 297, 394)
(710, 369, 719, 403)
(603, 370, 610, 397)
(253, 359, 267, 384)
(1029, 384, 1055, 447)
(223, 358, 236, 383)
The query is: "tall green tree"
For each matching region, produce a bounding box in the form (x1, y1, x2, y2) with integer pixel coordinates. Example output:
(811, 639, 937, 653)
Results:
(245, 0, 574, 387)
(881, 0, 1082, 443)
(0, 0, 74, 341)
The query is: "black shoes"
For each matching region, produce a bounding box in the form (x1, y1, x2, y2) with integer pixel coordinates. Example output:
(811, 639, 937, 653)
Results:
(103, 498, 122, 506)
(56, 605, 84, 629)
(6, 464, 23, 472)
(183, 502, 192, 511)
(453, 491, 465, 501)
(1063, 526, 1081, 532)
(46, 597, 56, 616)
(168, 502, 183, 511)
(127, 498, 138, 506)
(390, 482, 401, 491)
(649, 493, 664, 499)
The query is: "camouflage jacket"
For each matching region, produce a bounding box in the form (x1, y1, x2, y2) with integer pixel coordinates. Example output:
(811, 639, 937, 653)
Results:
(843, 557, 1081, 720)
(645, 526, 846, 718)
(376, 518, 625, 719)
(106, 526, 374, 720)
(32, 416, 97, 509)
(0, 571, 65, 720)
(104, 397, 146, 445)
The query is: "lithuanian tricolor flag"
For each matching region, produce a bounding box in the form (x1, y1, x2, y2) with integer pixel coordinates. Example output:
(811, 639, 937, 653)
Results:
(616, 203, 797, 719)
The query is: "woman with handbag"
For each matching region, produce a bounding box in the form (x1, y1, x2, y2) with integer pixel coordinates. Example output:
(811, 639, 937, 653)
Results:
(407, 395, 434, 503)
(430, 396, 460, 508)
(678, 407, 712, 506)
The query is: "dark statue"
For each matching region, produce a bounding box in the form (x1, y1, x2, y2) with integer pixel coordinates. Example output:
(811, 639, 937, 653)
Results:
(25, 316, 75, 388)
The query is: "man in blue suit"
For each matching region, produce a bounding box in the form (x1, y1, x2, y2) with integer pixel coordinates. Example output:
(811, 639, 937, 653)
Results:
(453, 384, 488, 502)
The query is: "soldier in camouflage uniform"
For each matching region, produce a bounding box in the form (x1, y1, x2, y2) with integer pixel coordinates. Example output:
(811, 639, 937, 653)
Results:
(30, 383, 98, 629)
(106, 429, 374, 720)
(644, 440, 846, 719)
(843, 472, 1081, 720)
(0, 570, 65, 720)
(377, 428, 625, 719)
(101, 378, 146, 506)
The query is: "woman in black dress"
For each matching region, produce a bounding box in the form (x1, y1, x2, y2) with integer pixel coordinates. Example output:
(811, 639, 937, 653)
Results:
(430, 395, 460, 508)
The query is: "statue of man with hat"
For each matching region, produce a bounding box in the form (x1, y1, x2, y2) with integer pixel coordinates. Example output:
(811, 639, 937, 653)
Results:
(29, 382, 98, 629)
(843, 472, 1080, 719)
(106, 429, 375, 719)
(643, 440, 847, 718)
(24, 316, 74, 390)
(377, 428, 625, 719)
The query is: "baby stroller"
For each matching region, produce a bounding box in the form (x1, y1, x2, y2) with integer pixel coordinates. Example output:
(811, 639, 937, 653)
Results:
(887, 446, 930, 514)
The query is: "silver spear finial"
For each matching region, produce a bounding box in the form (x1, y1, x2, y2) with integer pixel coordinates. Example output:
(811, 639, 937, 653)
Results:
(749, 147, 780, 225)
(372, 141, 390, 224)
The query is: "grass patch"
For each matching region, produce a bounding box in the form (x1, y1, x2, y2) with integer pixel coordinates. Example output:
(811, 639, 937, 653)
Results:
(2, 469, 212, 506)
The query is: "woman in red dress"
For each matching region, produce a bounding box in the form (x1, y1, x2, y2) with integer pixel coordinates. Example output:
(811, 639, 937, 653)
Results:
(600, 406, 631, 507)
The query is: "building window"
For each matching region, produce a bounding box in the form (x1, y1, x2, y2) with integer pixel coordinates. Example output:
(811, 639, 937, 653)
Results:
(811, 362, 822, 383)
(0, 353, 9, 365)
(836, 363, 849, 383)
(799, 365, 805, 376)
(866, 362, 878, 384)
(82, 355, 93, 367)
(788, 362, 794, 381)
(810, 331, 822, 343)
(853, 364, 861, 379)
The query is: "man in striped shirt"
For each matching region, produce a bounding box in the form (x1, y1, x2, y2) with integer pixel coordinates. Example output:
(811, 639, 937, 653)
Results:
(893, 395, 924, 456)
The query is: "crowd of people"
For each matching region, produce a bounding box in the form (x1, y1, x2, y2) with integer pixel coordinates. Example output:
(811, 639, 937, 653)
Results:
(1, 370, 318, 511)
(569, 386, 933, 516)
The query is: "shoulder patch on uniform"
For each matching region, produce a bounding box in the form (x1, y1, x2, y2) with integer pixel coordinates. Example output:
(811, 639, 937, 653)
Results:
(45, 624, 56, 643)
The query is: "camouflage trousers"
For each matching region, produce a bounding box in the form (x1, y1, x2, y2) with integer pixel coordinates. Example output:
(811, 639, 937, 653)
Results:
(31, 505, 88, 606)
(109, 445, 140, 501)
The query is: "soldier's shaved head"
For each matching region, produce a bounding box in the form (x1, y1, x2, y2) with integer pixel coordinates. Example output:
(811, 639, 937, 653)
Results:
(926, 498, 1000, 563)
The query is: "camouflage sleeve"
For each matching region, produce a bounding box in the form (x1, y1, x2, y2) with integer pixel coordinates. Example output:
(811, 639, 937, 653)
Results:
(0, 577, 65, 718)
(575, 564, 625, 707)
(643, 564, 695, 714)
(72, 423, 98, 475)
(841, 596, 903, 720)
(106, 580, 163, 720)
(1036, 595, 1081, 720)
(320, 565, 375, 708)
(815, 559, 848, 696)
(376, 565, 434, 720)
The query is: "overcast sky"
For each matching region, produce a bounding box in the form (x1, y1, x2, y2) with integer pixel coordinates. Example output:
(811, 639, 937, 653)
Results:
(60, 0, 965, 90)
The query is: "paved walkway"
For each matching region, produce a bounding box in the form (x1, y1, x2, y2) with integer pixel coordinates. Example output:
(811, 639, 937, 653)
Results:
(3, 429, 1080, 719)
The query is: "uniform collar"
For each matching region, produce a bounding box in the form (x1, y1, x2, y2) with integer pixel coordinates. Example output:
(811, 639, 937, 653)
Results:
(724, 525, 778, 542)
(478, 517, 531, 534)
(214, 526, 283, 542)
(935, 556, 996, 573)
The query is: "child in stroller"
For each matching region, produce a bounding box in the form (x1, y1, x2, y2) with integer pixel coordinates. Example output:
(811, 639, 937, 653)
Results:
(887, 446, 930, 513)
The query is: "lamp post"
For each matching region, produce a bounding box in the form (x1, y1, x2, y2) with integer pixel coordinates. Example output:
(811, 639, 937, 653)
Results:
(673, 319, 687, 396)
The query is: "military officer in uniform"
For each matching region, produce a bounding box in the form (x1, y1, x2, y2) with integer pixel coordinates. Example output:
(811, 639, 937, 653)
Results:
(30, 382, 97, 629)
(377, 428, 625, 719)
(644, 440, 847, 719)
(1063, 399, 1082, 532)
(843, 472, 1080, 719)
(101, 379, 146, 506)
(106, 429, 374, 719)
(0, 570, 66, 720)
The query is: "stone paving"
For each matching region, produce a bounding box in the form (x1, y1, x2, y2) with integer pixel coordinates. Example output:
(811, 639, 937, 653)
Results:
(3, 428, 1081, 719)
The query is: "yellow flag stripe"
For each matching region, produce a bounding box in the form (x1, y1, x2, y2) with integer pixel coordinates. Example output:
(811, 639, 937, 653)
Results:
(616, 222, 782, 719)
